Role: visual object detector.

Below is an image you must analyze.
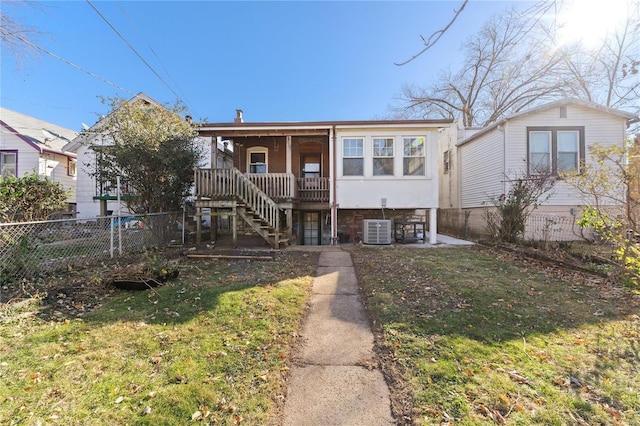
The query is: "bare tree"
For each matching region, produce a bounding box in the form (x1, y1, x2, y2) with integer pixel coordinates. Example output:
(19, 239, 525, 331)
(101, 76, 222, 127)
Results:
(395, 1, 639, 129)
(397, 5, 569, 127)
(0, 1, 47, 66)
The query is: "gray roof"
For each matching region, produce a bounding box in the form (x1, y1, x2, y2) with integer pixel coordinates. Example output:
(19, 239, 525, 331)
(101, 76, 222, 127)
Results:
(0, 107, 78, 155)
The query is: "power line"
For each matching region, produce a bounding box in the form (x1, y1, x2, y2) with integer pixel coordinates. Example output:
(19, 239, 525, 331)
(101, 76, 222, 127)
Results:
(86, 0, 194, 114)
(5, 33, 136, 96)
(115, 1, 199, 117)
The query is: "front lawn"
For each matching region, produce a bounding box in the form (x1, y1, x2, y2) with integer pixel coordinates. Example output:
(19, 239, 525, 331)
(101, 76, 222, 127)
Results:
(0, 251, 318, 425)
(351, 245, 640, 425)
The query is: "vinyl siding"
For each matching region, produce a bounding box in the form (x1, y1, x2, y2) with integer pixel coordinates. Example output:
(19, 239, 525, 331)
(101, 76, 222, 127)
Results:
(460, 129, 504, 208)
(505, 104, 628, 206)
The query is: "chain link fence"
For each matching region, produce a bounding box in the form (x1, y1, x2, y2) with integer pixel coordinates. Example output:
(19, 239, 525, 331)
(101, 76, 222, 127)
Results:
(0, 212, 185, 281)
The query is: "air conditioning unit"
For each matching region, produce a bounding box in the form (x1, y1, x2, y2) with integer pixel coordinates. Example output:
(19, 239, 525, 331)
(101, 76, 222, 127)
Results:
(363, 219, 392, 245)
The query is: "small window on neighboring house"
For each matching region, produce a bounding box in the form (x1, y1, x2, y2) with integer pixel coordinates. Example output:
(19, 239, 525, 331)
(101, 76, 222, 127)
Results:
(372, 137, 394, 176)
(1, 151, 17, 177)
(403, 137, 425, 176)
(343, 138, 364, 176)
(443, 150, 450, 173)
(247, 148, 268, 173)
(68, 158, 77, 176)
(527, 127, 584, 175)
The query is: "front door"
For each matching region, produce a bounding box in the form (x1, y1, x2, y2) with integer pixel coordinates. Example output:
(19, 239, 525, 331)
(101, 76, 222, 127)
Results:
(302, 212, 320, 245)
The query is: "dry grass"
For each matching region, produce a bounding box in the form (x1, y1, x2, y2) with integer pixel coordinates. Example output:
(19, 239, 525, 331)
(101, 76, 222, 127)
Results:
(351, 244, 640, 425)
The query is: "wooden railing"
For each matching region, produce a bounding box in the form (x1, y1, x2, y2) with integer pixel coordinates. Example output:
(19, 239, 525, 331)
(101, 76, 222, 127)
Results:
(195, 168, 280, 232)
(297, 177, 330, 202)
(247, 173, 294, 201)
(195, 168, 329, 204)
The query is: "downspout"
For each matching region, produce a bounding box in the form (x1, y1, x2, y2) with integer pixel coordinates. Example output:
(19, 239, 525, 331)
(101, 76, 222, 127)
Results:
(331, 125, 338, 245)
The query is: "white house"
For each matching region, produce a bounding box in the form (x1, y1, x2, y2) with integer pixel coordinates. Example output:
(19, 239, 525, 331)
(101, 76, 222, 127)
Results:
(438, 98, 639, 240)
(195, 115, 453, 247)
(0, 107, 78, 214)
(63, 93, 227, 219)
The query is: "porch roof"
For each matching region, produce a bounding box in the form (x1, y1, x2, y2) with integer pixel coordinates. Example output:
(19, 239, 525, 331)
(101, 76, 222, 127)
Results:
(198, 118, 454, 137)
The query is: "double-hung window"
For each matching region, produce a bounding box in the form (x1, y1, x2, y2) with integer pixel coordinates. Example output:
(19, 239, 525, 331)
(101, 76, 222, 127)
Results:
(403, 137, 425, 176)
(527, 127, 584, 175)
(1, 151, 17, 177)
(372, 137, 394, 176)
(247, 148, 268, 173)
(343, 138, 364, 176)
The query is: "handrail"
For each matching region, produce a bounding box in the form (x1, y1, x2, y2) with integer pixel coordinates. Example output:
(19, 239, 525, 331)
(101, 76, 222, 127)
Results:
(195, 168, 280, 233)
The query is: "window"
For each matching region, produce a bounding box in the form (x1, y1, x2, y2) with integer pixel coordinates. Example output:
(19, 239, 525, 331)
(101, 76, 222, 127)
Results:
(403, 137, 425, 176)
(527, 127, 584, 175)
(372, 138, 394, 176)
(1, 151, 17, 177)
(68, 158, 77, 176)
(557, 131, 579, 173)
(247, 148, 268, 173)
(343, 138, 363, 176)
(443, 150, 450, 173)
(529, 131, 551, 173)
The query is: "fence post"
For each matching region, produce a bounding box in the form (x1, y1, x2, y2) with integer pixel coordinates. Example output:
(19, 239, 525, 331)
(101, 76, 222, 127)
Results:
(110, 216, 114, 258)
(182, 207, 186, 245)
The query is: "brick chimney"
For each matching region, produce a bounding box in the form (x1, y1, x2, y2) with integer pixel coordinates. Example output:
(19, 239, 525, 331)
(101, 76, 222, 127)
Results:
(234, 109, 244, 123)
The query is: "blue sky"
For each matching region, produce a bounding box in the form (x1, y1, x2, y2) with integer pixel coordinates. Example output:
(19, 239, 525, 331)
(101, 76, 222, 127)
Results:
(1, 1, 527, 131)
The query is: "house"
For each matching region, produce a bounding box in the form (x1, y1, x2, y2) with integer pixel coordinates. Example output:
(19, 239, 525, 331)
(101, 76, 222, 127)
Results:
(438, 98, 640, 240)
(0, 107, 78, 215)
(64, 93, 227, 219)
(195, 111, 453, 247)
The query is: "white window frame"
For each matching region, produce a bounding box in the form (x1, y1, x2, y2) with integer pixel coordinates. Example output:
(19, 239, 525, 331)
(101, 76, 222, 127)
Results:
(1, 151, 17, 177)
(246, 147, 268, 174)
(372, 137, 394, 176)
(342, 138, 364, 176)
(528, 131, 552, 174)
(402, 136, 426, 176)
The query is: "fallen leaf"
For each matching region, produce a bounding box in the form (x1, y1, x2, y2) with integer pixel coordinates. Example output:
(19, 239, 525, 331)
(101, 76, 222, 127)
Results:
(115, 396, 124, 404)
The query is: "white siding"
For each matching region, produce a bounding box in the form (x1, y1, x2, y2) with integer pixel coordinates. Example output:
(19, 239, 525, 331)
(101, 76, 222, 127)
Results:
(0, 131, 76, 204)
(460, 129, 504, 208)
(505, 104, 628, 206)
(335, 127, 439, 209)
(438, 125, 459, 208)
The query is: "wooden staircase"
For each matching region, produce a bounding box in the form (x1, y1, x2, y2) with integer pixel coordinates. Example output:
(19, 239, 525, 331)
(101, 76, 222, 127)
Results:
(195, 168, 289, 248)
(237, 204, 288, 248)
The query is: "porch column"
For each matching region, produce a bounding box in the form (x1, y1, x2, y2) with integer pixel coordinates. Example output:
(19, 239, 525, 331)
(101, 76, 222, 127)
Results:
(231, 204, 237, 247)
(429, 208, 437, 244)
(285, 208, 293, 242)
(210, 209, 216, 242)
(196, 206, 202, 246)
(286, 136, 292, 174)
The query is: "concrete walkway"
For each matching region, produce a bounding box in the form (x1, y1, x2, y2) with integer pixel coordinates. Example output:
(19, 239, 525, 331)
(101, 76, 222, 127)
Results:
(283, 248, 394, 426)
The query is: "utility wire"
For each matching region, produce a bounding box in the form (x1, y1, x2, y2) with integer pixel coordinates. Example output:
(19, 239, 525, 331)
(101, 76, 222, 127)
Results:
(6, 33, 135, 95)
(87, 0, 191, 112)
(115, 1, 199, 117)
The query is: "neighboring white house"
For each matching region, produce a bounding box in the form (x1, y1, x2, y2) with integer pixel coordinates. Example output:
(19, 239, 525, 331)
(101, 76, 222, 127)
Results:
(63, 92, 226, 219)
(0, 107, 78, 214)
(438, 98, 639, 239)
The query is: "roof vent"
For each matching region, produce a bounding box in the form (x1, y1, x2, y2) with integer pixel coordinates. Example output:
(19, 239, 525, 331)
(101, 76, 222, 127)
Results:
(234, 109, 244, 123)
